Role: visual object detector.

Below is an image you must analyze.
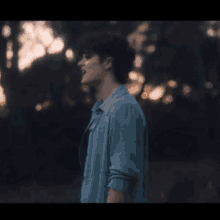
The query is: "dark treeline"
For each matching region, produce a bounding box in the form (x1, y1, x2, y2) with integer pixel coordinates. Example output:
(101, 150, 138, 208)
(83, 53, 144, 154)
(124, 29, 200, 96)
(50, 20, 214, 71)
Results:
(0, 21, 219, 189)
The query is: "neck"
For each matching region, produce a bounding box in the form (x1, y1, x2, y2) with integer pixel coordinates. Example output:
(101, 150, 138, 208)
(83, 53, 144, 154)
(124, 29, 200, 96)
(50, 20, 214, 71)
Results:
(96, 73, 121, 102)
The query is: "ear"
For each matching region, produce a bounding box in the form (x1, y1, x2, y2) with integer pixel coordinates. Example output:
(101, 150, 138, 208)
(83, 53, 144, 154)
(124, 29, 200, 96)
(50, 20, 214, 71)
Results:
(104, 57, 113, 69)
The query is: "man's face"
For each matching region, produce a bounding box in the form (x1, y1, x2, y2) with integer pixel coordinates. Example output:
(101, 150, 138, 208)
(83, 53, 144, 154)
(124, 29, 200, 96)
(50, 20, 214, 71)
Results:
(77, 52, 105, 85)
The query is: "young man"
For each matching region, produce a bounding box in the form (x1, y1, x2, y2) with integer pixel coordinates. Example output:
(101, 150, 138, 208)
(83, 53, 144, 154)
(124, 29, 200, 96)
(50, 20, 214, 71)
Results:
(76, 32, 148, 203)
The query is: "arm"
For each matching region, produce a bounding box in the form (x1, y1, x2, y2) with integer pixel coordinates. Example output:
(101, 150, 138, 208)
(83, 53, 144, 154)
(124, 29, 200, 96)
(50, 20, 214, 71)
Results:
(106, 188, 124, 203)
(107, 104, 145, 203)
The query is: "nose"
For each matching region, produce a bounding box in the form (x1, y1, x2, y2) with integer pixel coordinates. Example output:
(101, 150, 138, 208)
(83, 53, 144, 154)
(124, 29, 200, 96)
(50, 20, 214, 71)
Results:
(77, 58, 87, 67)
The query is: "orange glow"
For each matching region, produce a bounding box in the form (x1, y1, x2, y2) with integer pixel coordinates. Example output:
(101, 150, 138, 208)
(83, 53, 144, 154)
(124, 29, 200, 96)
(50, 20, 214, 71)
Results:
(129, 71, 139, 81)
(144, 84, 153, 93)
(127, 32, 147, 51)
(7, 41, 13, 51)
(65, 48, 75, 61)
(6, 60, 12, 69)
(134, 54, 143, 68)
(2, 25, 11, 38)
(141, 84, 154, 100)
(65, 96, 75, 106)
(182, 84, 191, 96)
(162, 94, 173, 104)
(137, 22, 149, 33)
(207, 28, 215, 37)
(81, 85, 89, 92)
(167, 80, 177, 88)
(42, 100, 52, 109)
(141, 92, 148, 100)
(6, 51, 13, 60)
(145, 45, 155, 53)
(35, 100, 52, 111)
(0, 85, 6, 106)
(149, 86, 165, 101)
(204, 81, 213, 89)
(127, 83, 142, 96)
(211, 89, 218, 96)
(47, 37, 64, 54)
(138, 74, 145, 83)
(35, 104, 42, 111)
(85, 96, 92, 104)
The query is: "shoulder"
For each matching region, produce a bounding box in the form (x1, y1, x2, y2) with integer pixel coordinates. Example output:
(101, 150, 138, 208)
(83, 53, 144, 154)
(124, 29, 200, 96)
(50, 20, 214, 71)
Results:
(109, 94, 146, 125)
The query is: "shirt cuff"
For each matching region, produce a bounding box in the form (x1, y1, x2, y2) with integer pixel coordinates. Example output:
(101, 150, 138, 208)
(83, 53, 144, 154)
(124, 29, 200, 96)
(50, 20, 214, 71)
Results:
(107, 178, 129, 192)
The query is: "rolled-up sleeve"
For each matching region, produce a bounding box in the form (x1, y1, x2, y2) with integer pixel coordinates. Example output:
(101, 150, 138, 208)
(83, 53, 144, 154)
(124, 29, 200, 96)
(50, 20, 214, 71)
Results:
(107, 104, 145, 193)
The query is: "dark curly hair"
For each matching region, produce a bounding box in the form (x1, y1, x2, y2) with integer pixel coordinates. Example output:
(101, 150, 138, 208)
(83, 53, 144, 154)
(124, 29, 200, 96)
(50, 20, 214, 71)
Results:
(75, 31, 136, 85)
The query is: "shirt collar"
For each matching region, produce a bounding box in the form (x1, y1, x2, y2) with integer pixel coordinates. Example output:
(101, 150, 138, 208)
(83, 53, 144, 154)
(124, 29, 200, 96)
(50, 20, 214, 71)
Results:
(91, 85, 128, 114)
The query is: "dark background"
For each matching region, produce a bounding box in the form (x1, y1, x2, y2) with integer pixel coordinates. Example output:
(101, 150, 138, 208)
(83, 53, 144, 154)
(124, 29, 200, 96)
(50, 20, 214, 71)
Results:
(0, 20, 219, 202)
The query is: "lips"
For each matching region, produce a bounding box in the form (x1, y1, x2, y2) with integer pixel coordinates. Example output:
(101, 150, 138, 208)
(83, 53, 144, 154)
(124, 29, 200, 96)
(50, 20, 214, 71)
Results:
(81, 69, 86, 75)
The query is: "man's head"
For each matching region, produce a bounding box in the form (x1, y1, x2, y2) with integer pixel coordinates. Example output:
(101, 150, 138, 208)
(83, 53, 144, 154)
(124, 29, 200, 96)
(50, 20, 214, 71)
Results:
(76, 32, 135, 85)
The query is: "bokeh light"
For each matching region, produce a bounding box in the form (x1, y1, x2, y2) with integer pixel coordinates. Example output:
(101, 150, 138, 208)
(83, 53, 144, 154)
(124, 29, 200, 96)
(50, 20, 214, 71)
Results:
(129, 71, 139, 81)
(33, 44, 46, 58)
(2, 25, 11, 38)
(17, 21, 65, 73)
(145, 45, 156, 53)
(137, 22, 149, 33)
(127, 82, 142, 96)
(162, 94, 174, 104)
(211, 89, 219, 97)
(138, 74, 145, 83)
(6, 60, 12, 69)
(182, 84, 192, 96)
(167, 80, 178, 88)
(35, 99, 52, 111)
(65, 48, 75, 62)
(0, 85, 6, 106)
(6, 51, 13, 60)
(47, 37, 65, 54)
(204, 81, 214, 89)
(127, 32, 147, 52)
(7, 40, 13, 51)
(81, 85, 89, 93)
(85, 96, 92, 104)
(35, 104, 42, 111)
(149, 86, 165, 101)
(36, 28, 54, 47)
(141, 84, 153, 100)
(134, 54, 143, 68)
(65, 96, 75, 106)
(207, 28, 215, 37)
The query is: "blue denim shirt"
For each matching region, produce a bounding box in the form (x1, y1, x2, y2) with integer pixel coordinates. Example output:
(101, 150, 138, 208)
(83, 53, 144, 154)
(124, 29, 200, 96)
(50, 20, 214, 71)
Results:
(79, 85, 148, 203)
